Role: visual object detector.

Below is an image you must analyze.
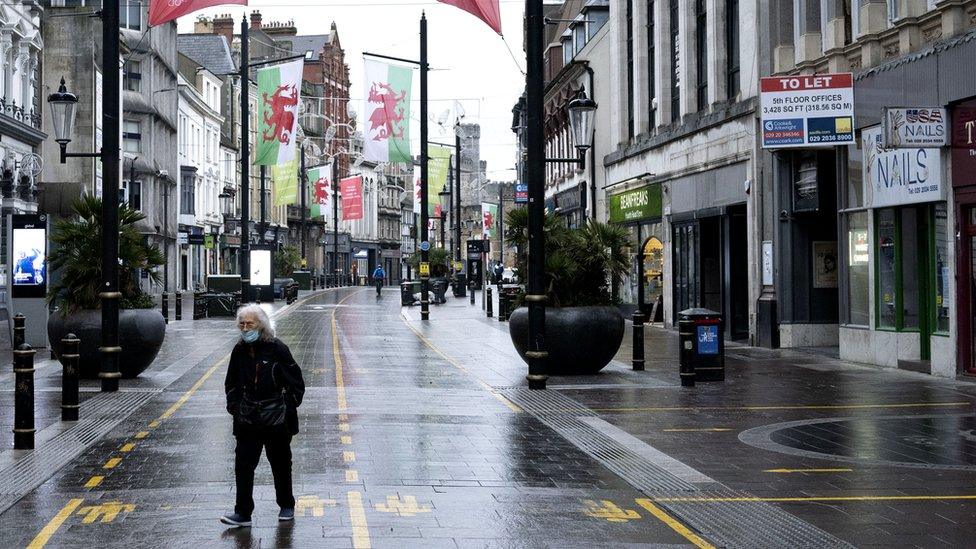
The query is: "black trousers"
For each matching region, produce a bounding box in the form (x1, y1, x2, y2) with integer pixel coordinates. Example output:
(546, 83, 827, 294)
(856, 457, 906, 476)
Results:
(234, 432, 295, 516)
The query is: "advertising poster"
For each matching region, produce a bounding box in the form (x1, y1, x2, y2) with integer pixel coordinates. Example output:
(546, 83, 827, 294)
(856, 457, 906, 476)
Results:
(341, 176, 364, 221)
(812, 241, 838, 289)
(514, 182, 528, 203)
(11, 214, 47, 299)
(249, 249, 272, 287)
(760, 73, 854, 148)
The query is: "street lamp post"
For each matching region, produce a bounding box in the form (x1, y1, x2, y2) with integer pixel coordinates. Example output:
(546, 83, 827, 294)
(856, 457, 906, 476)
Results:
(48, 0, 122, 392)
(438, 187, 449, 252)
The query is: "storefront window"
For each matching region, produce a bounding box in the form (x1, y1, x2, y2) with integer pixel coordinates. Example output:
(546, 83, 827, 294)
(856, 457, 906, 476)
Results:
(846, 211, 869, 325)
(901, 208, 919, 328)
(877, 208, 897, 329)
(934, 203, 949, 333)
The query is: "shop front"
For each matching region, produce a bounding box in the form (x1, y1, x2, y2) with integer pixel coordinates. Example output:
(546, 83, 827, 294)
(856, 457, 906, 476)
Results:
(554, 184, 586, 228)
(607, 183, 662, 318)
(952, 99, 976, 376)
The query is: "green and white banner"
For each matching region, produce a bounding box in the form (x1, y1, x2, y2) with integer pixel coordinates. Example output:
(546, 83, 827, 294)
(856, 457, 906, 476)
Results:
(272, 158, 299, 206)
(308, 164, 333, 219)
(481, 202, 498, 238)
(428, 145, 453, 216)
(255, 59, 303, 166)
(363, 58, 413, 163)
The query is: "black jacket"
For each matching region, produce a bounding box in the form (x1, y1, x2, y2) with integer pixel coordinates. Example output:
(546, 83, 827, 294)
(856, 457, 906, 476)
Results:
(224, 337, 306, 436)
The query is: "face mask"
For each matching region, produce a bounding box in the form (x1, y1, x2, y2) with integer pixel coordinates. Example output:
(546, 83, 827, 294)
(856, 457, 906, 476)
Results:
(241, 329, 260, 344)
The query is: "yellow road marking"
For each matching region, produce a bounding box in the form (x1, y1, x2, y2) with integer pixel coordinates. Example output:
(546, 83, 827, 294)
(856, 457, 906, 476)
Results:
(765, 468, 853, 474)
(331, 290, 365, 413)
(341, 436, 352, 445)
(134, 431, 149, 439)
(159, 352, 231, 420)
(339, 413, 349, 422)
(120, 443, 136, 452)
(346, 470, 359, 482)
(652, 494, 976, 503)
(339, 423, 350, 432)
(27, 498, 84, 549)
(594, 401, 971, 413)
(76, 501, 135, 524)
(635, 499, 715, 549)
(400, 316, 522, 413)
(582, 500, 641, 523)
(84, 476, 103, 489)
(148, 420, 160, 428)
(343, 451, 356, 463)
(103, 457, 122, 469)
(347, 491, 371, 549)
(663, 428, 732, 432)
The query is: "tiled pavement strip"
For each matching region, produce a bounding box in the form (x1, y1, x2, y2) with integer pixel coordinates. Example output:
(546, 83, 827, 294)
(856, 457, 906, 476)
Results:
(0, 286, 974, 547)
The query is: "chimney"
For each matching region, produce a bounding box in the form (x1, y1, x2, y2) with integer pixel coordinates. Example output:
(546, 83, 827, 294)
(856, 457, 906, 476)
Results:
(211, 13, 234, 44)
(194, 16, 213, 34)
(250, 10, 262, 30)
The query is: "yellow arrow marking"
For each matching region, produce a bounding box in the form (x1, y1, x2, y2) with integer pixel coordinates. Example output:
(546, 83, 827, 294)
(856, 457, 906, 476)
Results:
(374, 495, 432, 516)
(764, 468, 853, 474)
(295, 495, 336, 517)
(582, 500, 641, 523)
(27, 498, 84, 549)
(76, 501, 135, 524)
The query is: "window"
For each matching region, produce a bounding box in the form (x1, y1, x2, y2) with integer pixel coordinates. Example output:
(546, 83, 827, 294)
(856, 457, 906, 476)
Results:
(574, 23, 586, 55)
(877, 208, 897, 328)
(726, 0, 739, 98)
(626, 0, 635, 138)
(669, 0, 680, 123)
(181, 174, 195, 215)
(934, 203, 949, 332)
(647, 0, 656, 128)
(846, 211, 869, 325)
(885, 0, 899, 24)
(123, 60, 141, 92)
(695, 0, 708, 110)
(120, 0, 142, 31)
(125, 179, 142, 210)
(562, 37, 573, 65)
(123, 120, 141, 152)
(876, 205, 936, 331)
(588, 9, 609, 38)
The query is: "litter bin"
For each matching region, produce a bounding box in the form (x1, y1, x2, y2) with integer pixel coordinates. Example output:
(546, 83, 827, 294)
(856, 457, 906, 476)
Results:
(430, 278, 449, 304)
(677, 308, 724, 386)
(452, 274, 467, 297)
(401, 281, 420, 306)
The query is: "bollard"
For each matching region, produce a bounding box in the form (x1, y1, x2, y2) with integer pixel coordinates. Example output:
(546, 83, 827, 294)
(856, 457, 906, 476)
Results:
(469, 283, 475, 305)
(175, 291, 183, 321)
(61, 334, 80, 421)
(14, 343, 35, 449)
(312, 276, 317, 290)
(13, 313, 25, 350)
(161, 292, 169, 324)
(678, 317, 695, 387)
(632, 311, 645, 371)
(498, 292, 509, 322)
(486, 287, 493, 318)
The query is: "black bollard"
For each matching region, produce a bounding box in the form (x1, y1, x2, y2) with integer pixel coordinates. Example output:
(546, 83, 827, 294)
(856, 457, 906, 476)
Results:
(175, 291, 183, 321)
(498, 292, 509, 322)
(632, 311, 645, 371)
(14, 343, 35, 449)
(678, 317, 695, 387)
(486, 287, 493, 318)
(61, 334, 80, 421)
(161, 292, 169, 324)
(469, 283, 475, 305)
(13, 313, 25, 350)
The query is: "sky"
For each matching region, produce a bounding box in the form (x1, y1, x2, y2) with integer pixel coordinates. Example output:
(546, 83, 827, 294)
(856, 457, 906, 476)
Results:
(177, 0, 528, 182)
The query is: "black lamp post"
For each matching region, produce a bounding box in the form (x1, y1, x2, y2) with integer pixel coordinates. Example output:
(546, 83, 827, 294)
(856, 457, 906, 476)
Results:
(438, 187, 450, 251)
(48, 0, 122, 393)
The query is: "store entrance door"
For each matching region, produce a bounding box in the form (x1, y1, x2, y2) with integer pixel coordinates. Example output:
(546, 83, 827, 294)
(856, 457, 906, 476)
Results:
(959, 205, 976, 374)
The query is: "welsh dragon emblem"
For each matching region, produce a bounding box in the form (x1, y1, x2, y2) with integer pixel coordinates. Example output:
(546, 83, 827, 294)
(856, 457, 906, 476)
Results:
(262, 84, 299, 145)
(314, 178, 331, 204)
(367, 81, 407, 141)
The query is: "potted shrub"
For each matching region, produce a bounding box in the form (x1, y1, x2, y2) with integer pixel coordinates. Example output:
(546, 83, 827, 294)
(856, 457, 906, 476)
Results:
(47, 195, 167, 379)
(505, 208, 629, 374)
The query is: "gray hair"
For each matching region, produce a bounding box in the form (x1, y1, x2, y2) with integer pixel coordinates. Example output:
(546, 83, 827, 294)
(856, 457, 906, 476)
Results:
(236, 304, 276, 341)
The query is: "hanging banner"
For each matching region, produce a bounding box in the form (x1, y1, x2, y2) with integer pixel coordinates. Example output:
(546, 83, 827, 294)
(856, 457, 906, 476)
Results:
(760, 73, 854, 148)
(308, 164, 333, 218)
(481, 202, 498, 239)
(437, 0, 502, 34)
(428, 145, 452, 216)
(149, 0, 247, 27)
(341, 175, 364, 221)
(363, 59, 413, 163)
(412, 165, 422, 215)
(272, 158, 299, 206)
(255, 60, 303, 166)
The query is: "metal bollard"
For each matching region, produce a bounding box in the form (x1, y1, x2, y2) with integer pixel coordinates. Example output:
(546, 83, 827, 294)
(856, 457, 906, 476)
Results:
(61, 334, 80, 421)
(678, 318, 695, 387)
(312, 276, 317, 290)
(486, 287, 493, 318)
(632, 311, 645, 371)
(161, 292, 169, 324)
(498, 292, 509, 322)
(13, 313, 25, 350)
(14, 343, 36, 449)
(469, 283, 475, 305)
(175, 291, 183, 321)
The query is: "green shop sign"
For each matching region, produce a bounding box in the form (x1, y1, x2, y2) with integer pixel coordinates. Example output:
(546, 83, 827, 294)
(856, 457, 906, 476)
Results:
(609, 183, 662, 224)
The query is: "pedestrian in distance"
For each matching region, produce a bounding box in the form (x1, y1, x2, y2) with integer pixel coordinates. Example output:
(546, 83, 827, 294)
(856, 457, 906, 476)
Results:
(372, 264, 386, 297)
(221, 304, 306, 528)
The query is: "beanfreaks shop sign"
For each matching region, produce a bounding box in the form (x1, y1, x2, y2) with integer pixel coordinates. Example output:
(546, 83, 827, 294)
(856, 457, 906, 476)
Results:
(609, 183, 662, 224)
(952, 99, 976, 188)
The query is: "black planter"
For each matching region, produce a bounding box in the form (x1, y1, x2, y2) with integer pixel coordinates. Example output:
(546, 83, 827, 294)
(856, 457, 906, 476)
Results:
(48, 309, 167, 379)
(509, 306, 624, 375)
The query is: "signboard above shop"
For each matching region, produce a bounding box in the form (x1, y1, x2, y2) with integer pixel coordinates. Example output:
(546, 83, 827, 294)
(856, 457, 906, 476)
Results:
(951, 99, 976, 189)
(863, 126, 944, 208)
(882, 107, 948, 148)
(760, 73, 855, 148)
(609, 183, 662, 224)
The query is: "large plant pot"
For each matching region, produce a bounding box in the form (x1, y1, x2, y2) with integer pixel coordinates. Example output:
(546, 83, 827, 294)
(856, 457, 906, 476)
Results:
(48, 309, 166, 379)
(509, 306, 624, 375)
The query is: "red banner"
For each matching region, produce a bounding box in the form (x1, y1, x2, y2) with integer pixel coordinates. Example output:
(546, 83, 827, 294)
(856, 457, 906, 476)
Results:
(438, 0, 501, 34)
(149, 0, 247, 27)
(341, 176, 364, 221)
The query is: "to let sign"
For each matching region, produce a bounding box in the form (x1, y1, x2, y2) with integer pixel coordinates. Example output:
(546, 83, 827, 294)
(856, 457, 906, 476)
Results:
(882, 107, 948, 148)
(608, 183, 662, 224)
(760, 73, 855, 148)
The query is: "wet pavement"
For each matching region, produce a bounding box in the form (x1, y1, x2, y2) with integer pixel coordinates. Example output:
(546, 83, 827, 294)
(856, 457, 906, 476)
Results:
(0, 287, 974, 548)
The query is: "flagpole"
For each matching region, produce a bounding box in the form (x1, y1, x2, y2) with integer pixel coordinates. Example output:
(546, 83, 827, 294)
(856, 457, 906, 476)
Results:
(99, 0, 121, 391)
(300, 145, 307, 263)
(239, 16, 251, 303)
(525, 0, 547, 390)
(332, 158, 339, 285)
(420, 12, 430, 321)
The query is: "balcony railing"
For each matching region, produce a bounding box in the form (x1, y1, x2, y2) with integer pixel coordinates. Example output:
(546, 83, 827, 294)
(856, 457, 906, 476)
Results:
(0, 98, 41, 129)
